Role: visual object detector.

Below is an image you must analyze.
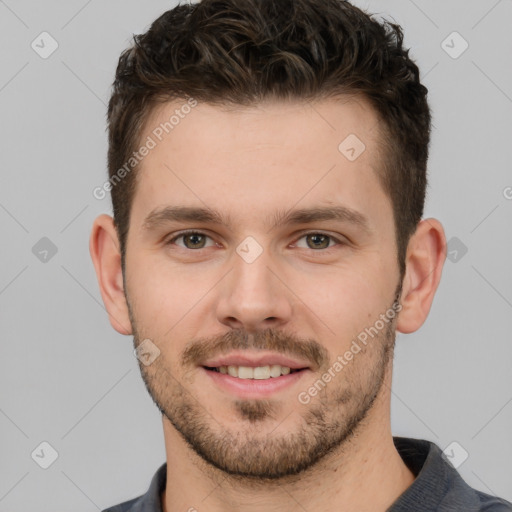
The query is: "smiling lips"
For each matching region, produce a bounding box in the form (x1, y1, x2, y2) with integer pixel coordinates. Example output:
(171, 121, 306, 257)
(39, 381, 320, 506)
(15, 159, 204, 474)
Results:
(207, 364, 296, 379)
(202, 352, 310, 374)
(201, 351, 311, 396)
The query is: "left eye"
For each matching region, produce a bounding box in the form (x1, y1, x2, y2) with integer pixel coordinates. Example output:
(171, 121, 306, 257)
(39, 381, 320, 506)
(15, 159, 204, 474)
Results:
(294, 233, 341, 250)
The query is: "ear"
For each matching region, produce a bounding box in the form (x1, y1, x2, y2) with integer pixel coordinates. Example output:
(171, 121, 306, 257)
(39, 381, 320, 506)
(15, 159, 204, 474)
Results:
(396, 218, 446, 334)
(89, 214, 132, 335)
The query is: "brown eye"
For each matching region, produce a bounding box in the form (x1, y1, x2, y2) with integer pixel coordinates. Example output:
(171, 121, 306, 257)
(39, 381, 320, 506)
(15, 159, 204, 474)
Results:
(182, 233, 207, 249)
(305, 233, 331, 249)
(166, 231, 214, 249)
(293, 232, 346, 252)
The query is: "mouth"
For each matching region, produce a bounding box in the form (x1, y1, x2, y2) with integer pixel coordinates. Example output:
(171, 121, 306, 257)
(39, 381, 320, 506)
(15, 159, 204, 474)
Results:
(199, 353, 311, 398)
(203, 364, 305, 380)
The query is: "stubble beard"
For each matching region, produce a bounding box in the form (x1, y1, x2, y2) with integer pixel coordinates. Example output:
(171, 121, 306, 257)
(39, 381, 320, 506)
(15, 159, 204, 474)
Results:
(129, 301, 398, 481)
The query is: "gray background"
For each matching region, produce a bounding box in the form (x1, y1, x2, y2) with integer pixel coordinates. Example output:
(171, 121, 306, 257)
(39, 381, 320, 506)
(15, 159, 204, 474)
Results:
(1, 0, 511, 510)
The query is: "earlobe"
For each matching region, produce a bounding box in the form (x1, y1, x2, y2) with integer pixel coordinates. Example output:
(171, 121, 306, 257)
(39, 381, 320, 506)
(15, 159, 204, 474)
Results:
(396, 218, 446, 334)
(89, 214, 133, 335)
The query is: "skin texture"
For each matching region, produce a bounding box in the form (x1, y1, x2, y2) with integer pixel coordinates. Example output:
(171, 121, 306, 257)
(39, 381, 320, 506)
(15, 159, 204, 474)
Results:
(90, 96, 446, 512)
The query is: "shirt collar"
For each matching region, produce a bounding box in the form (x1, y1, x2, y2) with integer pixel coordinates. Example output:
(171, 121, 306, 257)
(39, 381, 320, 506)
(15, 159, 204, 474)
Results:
(388, 437, 482, 511)
(122, 437, 484, 511)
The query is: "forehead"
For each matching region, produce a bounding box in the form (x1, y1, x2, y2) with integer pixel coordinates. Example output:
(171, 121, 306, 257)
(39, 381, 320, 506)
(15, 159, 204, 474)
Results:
(143, 95, 382, 154)
(131, 96, 391, 232)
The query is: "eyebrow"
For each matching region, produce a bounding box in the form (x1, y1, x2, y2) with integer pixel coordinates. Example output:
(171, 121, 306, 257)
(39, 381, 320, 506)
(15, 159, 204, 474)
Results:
(142, 205, 371, 234)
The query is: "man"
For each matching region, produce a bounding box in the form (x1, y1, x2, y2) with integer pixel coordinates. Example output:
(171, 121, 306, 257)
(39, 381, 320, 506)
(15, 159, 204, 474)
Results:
(90, 0, 512, 510)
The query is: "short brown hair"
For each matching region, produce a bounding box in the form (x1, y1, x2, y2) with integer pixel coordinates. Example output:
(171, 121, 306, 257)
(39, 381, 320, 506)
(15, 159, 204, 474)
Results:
(107, 0, 431, 277)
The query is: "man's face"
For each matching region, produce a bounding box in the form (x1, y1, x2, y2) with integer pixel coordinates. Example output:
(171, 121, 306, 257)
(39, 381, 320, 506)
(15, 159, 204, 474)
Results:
(123, 97, 402, 479)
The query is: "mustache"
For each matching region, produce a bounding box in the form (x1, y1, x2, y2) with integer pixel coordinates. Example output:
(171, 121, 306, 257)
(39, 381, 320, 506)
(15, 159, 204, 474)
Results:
(181, 328, 329, 370)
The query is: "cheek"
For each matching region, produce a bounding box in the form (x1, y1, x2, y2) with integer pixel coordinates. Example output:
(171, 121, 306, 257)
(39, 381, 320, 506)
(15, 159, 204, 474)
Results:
(126, 252, 222, 335)
(125, 256, 179, 330)
(290, 264, 385, 336)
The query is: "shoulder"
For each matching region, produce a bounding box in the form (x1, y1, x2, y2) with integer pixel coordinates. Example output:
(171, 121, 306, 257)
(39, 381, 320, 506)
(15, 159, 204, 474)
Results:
(101, 463, 167, 512)
(475, 489, 512, 511)
(102, 497, 140, 512)
(391, 437, 512, 511)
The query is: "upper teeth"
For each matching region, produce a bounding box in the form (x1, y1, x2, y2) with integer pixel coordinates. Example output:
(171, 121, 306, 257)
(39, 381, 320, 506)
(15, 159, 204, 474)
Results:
(217, 365, 292, 379)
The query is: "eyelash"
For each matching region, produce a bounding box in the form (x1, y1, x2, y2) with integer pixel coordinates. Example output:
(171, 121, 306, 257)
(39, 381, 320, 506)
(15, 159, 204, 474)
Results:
(165, 230, 345, 252)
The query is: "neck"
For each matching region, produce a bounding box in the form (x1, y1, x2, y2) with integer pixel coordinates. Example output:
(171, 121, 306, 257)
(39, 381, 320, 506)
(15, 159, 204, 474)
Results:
(161, 392, 415, 512)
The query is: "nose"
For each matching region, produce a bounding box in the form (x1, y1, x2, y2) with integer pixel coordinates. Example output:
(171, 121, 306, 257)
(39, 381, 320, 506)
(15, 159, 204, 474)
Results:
(215, 246, 293, 332)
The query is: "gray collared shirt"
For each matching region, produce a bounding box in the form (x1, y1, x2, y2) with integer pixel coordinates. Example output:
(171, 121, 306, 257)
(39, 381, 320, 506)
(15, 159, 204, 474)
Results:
(102, 437, 512, 511)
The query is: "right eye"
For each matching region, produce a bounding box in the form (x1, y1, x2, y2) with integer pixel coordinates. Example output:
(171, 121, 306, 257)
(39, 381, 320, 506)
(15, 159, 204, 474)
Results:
(165, 230, 217, 250)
